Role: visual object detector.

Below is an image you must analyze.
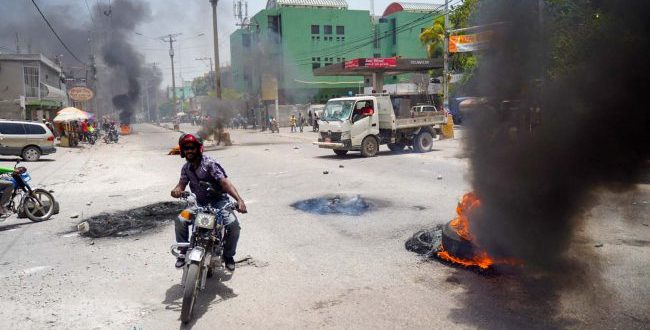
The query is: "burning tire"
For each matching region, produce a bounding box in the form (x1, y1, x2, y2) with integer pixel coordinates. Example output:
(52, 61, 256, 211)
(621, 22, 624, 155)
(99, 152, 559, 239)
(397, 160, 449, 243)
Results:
(441, 221, 477, 261)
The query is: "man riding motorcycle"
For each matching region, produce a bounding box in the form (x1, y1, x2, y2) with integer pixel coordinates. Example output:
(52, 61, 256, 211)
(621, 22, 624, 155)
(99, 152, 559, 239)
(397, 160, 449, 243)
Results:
(171, 133, 247, 271)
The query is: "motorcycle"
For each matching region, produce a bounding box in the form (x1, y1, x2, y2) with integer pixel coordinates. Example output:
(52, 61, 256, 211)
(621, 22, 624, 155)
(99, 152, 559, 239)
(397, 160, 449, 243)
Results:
(0, 161, 56, 222)
(170, 186, 238, 323)
(103, 127, 119, 144)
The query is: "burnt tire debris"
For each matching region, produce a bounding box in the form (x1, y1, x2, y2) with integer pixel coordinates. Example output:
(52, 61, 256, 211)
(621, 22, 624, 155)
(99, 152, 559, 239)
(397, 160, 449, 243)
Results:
(405, 225, 497, 275)
(77, 202, 184, 238)
(291, 195, 375, 216)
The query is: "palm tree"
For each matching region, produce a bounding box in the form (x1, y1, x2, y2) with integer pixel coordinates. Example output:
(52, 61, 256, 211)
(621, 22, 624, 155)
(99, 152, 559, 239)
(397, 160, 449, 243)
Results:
(419, 17, 445, 58)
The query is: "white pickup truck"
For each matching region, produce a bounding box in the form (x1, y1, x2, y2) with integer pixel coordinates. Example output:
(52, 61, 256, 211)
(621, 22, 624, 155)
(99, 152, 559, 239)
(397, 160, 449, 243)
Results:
(313, 94, 446, 157)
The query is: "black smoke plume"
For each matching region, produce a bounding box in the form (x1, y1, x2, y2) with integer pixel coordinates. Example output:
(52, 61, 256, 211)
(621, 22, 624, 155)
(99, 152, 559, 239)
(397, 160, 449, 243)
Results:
(465, 0, 649, 270)
(100, 0, 149, 124)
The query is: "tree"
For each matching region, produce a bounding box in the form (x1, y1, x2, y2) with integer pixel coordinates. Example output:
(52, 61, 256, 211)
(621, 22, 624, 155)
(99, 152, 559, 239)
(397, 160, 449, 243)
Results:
(419, 17, 445, 58)
(191, 75, 211, 96)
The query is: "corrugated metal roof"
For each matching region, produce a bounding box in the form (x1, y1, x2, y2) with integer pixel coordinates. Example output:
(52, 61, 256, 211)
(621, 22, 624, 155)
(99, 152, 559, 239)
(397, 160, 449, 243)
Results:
(266, 0, 348, 10)
(398, 2, 445, 12)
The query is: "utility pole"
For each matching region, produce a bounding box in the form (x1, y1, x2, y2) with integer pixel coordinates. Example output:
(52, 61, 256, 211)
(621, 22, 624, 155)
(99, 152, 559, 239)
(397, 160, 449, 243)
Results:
(209, 0, 222, 99)
(443, 0, 449, 111)
(160, 33, 182, 112)
(195, 57, 214, 91)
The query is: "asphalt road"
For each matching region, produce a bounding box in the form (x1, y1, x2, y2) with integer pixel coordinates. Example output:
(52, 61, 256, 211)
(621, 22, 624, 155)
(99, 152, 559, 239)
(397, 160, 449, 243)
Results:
(0, 124, 647, 329)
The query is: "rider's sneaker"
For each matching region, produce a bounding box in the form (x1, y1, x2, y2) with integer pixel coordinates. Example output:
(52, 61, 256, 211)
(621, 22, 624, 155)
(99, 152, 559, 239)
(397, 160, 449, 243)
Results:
(175, 257, 185, 268)
(224, 257, 235, 271)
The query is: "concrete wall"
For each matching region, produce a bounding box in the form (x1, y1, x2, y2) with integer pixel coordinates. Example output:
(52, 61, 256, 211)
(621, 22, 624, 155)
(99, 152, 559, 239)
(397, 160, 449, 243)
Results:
(0, 60, 26, 103)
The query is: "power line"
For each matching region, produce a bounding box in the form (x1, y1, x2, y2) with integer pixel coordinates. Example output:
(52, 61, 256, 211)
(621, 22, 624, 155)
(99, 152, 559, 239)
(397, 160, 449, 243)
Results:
(84, 0, 94, 23)
(30, 0, 87, 65)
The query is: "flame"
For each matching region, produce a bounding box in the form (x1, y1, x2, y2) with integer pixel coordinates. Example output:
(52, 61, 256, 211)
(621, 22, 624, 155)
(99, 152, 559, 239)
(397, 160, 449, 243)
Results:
(120, 124, 131, 135)
(437, 192, 520, 270)
(449, 192, 480, 241)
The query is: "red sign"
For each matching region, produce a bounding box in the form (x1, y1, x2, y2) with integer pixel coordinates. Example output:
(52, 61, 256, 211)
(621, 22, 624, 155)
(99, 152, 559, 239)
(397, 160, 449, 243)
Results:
(344, 59, 360, 69)
(344, 58, 397, 70)
(364, 57, 397, 68)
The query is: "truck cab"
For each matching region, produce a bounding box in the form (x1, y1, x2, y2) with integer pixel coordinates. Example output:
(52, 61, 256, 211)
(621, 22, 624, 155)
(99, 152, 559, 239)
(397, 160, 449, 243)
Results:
(314, 94, 445, 157)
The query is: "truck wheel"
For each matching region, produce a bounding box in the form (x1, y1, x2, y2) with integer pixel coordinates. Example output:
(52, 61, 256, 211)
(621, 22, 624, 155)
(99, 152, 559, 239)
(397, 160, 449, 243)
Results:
(387, 143, 406, 152)
(413, 131, 433, 153)
(333, 149, 348, 156)
(360, 136, 379, 157)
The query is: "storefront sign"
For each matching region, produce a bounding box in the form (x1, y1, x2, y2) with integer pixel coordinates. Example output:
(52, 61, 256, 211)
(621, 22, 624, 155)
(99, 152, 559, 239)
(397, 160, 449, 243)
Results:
(68, 86, 94, 102)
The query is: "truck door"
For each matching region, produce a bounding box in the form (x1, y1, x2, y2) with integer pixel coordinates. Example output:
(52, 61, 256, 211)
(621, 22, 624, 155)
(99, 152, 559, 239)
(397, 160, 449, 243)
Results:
(350, 99, 378, 147)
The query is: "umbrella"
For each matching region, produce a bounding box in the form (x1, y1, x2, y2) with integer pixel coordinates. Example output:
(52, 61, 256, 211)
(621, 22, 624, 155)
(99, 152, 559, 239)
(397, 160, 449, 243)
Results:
(53, 108, 90, 122)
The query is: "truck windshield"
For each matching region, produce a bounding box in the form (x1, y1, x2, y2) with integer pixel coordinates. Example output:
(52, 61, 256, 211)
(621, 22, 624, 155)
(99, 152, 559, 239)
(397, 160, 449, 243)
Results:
(322, 100, 355, 121)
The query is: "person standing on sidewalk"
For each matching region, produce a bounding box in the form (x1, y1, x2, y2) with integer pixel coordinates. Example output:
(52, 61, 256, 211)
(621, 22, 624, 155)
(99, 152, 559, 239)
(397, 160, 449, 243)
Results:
(289, 114, 297, 133)
(308, 110, 313, 126)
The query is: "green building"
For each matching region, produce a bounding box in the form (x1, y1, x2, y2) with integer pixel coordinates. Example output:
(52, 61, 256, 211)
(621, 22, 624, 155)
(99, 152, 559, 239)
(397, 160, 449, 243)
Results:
(230, 1, 442, 103)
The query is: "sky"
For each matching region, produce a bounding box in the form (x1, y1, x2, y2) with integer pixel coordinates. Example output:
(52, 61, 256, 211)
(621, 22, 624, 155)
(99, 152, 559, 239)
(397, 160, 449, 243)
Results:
(0, 0, 436, 88)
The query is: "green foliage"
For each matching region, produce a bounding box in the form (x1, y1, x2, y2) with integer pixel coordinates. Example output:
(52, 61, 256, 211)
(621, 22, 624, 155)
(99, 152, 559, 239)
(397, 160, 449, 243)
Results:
(159, 101, 175, 119)
(191, 75, 211, 96)
(222, 88, 243, 101)
(419, 17, 445, 58)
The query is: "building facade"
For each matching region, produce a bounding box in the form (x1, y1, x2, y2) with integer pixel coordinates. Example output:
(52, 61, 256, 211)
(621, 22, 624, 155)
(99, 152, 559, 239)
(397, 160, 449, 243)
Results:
(0, 54, 67, 120)
(230, 1, 442, 104)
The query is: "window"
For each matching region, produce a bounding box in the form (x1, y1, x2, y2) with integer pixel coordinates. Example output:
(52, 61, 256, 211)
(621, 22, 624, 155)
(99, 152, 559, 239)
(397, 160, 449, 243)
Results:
(336, 25, 344, 35)
(373, 53, 380, 58)
(311, 25, 320, 34)
(324, 25, 332, 35)
(24, 66, 39, 98)
(25, 124, 46, 134)
(0, 123, 26, 135)
(312, 62, 321, 69)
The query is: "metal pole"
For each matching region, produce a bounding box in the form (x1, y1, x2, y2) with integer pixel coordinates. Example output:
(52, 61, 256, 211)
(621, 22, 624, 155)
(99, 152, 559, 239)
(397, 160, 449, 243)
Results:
(168, 35, 177, 112)
(443, 0, 449, 110)
(210, 0, 222, 99)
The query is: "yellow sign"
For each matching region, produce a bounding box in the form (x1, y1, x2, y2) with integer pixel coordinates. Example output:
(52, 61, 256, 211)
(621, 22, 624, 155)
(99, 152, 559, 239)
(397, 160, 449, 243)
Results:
(261, 74, 278, 101)
(68, 86, 94, 102)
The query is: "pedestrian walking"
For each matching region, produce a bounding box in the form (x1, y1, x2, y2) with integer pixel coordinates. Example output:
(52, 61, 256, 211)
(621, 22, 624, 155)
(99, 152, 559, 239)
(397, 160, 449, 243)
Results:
(298, 112, 305, 133)
(289, 115, 297, 133)
(308, 110, 313, 126)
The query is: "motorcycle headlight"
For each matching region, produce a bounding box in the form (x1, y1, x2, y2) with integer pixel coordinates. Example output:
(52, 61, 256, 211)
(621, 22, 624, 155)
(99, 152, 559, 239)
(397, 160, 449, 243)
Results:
(196, 213, 216, 229)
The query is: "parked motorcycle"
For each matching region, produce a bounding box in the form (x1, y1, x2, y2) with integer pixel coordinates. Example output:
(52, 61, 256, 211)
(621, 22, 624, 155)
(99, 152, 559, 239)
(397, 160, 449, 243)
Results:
(0, 161, 56, 222)
(170, 188, 238, 323)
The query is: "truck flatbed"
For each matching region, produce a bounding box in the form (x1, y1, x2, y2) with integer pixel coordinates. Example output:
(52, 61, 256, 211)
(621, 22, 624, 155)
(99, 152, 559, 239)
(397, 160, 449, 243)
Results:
(394, 111, 446, 130)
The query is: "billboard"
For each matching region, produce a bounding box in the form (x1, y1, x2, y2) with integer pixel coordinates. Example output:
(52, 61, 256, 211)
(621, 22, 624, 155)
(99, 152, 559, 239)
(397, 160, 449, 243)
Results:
(261, 73, 278, 101)
(449, 31, 492, 53)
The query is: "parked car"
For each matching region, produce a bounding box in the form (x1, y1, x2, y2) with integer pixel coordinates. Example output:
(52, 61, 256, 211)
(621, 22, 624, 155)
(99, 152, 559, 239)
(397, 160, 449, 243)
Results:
(0, 120, 56, 161)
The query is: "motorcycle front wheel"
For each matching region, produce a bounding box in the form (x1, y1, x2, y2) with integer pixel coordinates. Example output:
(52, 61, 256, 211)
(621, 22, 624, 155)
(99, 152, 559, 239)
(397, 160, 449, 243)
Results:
(181, 263, 200, 323)
(23, 189, 55, 222)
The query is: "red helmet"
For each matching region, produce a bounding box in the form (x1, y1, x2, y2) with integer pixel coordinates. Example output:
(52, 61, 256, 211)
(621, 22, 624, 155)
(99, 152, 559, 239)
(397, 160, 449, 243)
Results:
(178, 133, 204, 158)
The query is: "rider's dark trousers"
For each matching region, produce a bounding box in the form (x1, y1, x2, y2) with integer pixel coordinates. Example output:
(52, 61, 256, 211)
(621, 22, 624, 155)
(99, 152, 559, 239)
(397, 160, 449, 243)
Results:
(175, 217, 241, 259)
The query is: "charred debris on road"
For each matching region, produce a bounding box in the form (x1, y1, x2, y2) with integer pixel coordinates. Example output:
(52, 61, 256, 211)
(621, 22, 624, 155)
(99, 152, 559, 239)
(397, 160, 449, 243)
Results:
(77, 201, 183, 238)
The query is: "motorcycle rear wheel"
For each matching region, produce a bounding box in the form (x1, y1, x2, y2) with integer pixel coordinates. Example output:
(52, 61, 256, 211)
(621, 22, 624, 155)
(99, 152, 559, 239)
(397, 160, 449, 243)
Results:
(24, 189, 55, 222)
(181, 263, 200, 323)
